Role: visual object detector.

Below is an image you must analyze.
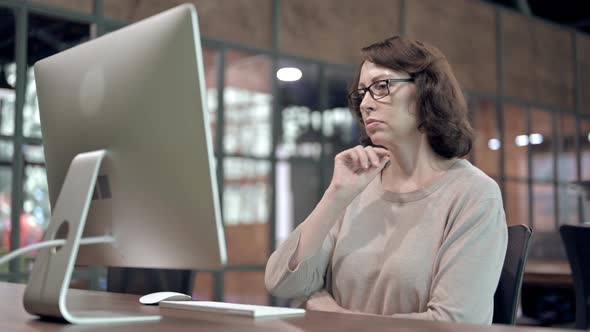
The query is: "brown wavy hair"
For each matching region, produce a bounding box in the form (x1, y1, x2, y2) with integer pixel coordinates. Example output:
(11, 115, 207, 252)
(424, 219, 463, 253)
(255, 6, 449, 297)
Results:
(349, 36, 474, 159)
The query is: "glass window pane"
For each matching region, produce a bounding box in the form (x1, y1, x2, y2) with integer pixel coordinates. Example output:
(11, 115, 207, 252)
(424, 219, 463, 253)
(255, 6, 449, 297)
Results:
(323, 67, 357, 148)
(472, 99, 499, 177)
(581, 120, 590, 180)
(0, 139, 13, 162)
(203, 48, 219, 152)
(22, 67, 41, 138)
(223, 157, 270, 265)
(224, 50, 272, 157)
(530, 109, 553, 181)
(0, 166, 11, 273)
(0, 9, 16, 136)
(23, 166, 50, 233)
(23, 144, 45, 164)
(275, 160, 321, 247)
(557, 113, 577, 182)
(277, 60, 321, 160)
(322, 67, 357, 191)
(532, 183, 555, 232)
(0, 84, 15, 136)
(504, 180, 529, 227)
(1, 166, 48, 275)
(223, 158, 270, 225)
(558, 184, 579, 225)
(504, 104, 528, 178)
(25, 14, 91, 138)
(327, 68, 351, 109)
(224, 271, 267, 305)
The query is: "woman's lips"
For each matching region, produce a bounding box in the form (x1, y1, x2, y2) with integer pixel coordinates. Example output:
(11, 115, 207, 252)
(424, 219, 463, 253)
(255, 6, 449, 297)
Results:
(365, 119, 384, 130)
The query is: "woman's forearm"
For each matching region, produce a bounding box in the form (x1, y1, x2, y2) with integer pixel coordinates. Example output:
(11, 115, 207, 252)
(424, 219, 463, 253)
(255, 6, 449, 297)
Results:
(288, 187, 351, 270)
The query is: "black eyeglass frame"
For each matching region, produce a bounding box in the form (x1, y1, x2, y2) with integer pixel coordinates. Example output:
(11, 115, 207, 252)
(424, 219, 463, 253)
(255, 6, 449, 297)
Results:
(348, 78, 415, 107)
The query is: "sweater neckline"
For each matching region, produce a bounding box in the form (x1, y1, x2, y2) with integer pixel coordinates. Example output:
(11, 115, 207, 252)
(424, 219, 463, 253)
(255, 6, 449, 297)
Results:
(377, 159, 469, 203)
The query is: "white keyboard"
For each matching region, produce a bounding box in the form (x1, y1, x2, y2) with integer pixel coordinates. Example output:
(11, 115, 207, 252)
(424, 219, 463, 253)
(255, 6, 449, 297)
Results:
(159, 300, 306, 318)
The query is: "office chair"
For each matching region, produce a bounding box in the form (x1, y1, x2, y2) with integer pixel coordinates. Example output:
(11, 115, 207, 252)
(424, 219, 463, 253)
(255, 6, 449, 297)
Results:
(560, 224, 590, 330)
(107, 267, 195, 296)
(493, 224, 533, 325)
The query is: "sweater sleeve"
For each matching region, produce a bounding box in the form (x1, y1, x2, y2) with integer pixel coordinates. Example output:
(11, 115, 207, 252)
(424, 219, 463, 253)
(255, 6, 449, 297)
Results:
(392, 197, 508, 324)
(264, 219, 341, 299)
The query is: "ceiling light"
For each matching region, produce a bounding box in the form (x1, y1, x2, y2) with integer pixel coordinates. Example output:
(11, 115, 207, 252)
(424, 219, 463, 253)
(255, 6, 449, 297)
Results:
(488, 138, 501, 150)
(529, 133, 543, 145)
(515, 135, 529, 147)
(276, 67, 302, 82)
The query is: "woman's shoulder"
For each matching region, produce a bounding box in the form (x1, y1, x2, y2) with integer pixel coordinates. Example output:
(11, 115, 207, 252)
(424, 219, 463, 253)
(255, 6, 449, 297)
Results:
(443, 160, 506, 231)
(447, 159, 502, 201)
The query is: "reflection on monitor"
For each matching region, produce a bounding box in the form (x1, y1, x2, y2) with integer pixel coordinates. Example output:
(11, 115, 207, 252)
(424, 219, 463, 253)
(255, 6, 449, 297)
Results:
(22, 4, 226, 325)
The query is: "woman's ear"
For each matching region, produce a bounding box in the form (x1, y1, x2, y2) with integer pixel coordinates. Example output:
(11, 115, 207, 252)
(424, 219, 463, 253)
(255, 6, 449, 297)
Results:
(407, 97, 419, 118)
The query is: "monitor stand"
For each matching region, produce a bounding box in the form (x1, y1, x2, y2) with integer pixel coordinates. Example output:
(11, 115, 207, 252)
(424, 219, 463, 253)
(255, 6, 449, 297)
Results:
(22, 149, 162, 324)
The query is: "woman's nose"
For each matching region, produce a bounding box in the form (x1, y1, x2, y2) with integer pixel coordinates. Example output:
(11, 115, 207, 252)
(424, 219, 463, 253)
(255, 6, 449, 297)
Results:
(360, 93, 375, 114)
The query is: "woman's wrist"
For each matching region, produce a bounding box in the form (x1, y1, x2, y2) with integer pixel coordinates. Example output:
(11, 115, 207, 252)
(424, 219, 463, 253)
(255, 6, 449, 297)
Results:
(324, 183, 357, 207)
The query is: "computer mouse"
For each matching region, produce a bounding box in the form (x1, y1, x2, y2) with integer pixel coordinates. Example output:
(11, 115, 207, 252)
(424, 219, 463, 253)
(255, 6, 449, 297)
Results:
(139, 291, 192, 305)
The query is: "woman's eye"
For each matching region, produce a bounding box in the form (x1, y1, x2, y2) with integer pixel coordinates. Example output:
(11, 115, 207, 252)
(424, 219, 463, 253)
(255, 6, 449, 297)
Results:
(375, 82, 388, 90)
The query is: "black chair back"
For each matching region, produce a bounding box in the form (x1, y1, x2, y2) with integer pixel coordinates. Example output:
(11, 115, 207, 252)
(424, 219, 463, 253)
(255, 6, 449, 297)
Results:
(493, 224, 533, 325)
(560, 224, 590, 329)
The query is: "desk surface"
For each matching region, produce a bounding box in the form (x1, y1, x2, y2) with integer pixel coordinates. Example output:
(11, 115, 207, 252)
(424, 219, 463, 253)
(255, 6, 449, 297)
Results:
(0, 281, 570, 332)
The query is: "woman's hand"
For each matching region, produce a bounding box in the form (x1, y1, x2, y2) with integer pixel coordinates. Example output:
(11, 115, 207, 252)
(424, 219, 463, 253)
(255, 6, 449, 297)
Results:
(283, 146, 389, 272)
(327, 145, 390, 203)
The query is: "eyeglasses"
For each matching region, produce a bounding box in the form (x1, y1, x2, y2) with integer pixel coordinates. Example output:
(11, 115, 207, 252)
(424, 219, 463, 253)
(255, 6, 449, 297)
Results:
(348, 78, 414, 108)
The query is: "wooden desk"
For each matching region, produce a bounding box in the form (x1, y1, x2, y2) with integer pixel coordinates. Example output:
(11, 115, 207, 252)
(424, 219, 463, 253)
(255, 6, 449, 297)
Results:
(0, 281, 570, 332)
(523, 260, 572, 288)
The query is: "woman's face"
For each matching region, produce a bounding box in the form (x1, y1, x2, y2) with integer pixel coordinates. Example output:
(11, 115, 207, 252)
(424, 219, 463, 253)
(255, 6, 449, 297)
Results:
(358, 61, 419, 147)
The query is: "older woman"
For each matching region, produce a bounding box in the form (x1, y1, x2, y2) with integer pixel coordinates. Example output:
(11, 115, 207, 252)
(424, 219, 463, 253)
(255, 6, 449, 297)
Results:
(264, 36, 507, 325)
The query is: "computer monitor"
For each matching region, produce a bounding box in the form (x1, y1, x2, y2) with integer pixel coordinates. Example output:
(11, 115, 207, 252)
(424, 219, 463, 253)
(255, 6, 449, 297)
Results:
(22, 4, 226, 324)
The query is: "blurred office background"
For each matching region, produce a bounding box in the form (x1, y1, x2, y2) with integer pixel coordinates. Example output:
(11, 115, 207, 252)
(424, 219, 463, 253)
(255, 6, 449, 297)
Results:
(0, 0, 588, 326)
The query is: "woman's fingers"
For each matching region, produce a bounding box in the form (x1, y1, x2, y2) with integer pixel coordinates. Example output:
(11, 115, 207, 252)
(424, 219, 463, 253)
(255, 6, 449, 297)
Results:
(338, 149, 357, 165)
(364, 146, 380, 167)
(372, 147, 390, 158)
(329, 146, 391, 199)
(336, 145, 390, 171)
(354, 146, 370, 169)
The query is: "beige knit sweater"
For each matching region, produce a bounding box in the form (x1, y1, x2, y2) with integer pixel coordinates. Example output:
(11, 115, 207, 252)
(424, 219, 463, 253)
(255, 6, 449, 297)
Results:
(265, 159, 508, 324)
